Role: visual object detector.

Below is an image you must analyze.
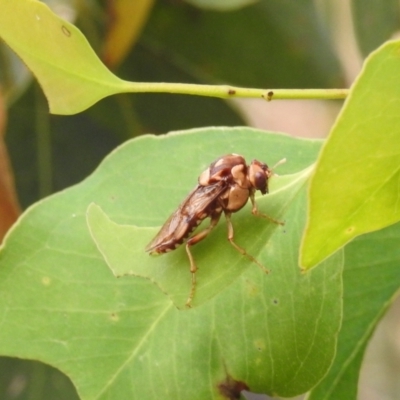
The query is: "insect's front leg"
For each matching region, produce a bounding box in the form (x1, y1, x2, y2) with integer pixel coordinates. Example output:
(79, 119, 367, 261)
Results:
(224, 212, 269, 274)
(250, 193, 284, 225)
(185, 210, 222, 307)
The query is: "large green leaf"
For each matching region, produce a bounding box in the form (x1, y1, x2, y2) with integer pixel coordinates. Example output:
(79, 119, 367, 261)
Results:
(300, 40, 400, 269)
(0, 128, 342, 399)
(309, 222, 400, 399)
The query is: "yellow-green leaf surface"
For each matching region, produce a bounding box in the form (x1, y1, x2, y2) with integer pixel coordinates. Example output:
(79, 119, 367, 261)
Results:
(301, 40, 400, 269)
(0, 0, 125, 114)
(0, 127, 342, 399)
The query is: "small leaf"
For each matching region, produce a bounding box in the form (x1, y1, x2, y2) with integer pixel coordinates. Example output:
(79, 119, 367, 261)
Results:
(300, 40, 400, 269)
(0, 0, 124, 114)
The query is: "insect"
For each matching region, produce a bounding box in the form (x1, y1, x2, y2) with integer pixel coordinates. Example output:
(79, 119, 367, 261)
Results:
(145, 154, 284, 306)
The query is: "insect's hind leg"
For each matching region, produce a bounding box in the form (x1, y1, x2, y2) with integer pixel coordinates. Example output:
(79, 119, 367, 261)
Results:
(225, 212, 269, 274)
(185, 211, 222, 307)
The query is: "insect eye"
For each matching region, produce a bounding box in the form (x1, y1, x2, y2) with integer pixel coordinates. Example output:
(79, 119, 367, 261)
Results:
(254, 171, 267, 194)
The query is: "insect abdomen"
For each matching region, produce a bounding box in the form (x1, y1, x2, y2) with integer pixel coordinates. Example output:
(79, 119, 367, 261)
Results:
(147, 209, 210, 254)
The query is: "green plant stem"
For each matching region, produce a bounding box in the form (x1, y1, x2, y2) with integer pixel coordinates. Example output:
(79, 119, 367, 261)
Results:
(120, 82, 349, 100)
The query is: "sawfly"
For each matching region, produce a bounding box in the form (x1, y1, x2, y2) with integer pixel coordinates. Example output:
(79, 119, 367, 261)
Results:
(146, 154, 284, 306)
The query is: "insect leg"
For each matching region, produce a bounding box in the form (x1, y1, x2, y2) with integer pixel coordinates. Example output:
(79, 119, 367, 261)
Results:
(250, 193, 284, 225)
(225, 211, 269, 274)
(185, 211, 222, 307)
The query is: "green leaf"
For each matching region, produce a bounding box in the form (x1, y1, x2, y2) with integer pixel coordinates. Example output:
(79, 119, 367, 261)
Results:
(0, 127, 342, 399)
(308, 222, 400, 399)
(300, 40, 400, 269)
(0, 0, 124, 114)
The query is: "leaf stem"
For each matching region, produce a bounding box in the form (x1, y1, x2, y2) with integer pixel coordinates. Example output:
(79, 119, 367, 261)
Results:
(119, 81, 349, 101)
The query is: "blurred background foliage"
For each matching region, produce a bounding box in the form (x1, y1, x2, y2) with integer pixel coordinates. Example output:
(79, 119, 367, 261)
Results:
(0, 0, 400, 399)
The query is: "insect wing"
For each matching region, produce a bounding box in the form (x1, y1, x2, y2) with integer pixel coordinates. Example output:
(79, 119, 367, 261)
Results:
(146, 181, 227, 253)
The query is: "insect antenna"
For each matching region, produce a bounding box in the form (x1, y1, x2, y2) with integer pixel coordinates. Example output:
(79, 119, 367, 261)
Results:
(270, 157, 286, 176)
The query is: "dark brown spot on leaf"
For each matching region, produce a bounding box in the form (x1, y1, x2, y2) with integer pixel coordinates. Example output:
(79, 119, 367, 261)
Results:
(62, 25, 71, 37)
(218, 375, 249, 400)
